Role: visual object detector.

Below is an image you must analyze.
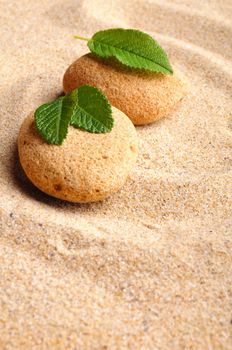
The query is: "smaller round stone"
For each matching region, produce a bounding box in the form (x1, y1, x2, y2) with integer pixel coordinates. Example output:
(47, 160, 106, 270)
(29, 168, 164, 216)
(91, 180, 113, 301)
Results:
(63, 54, 188, 125)
(18, 107, 138, 203)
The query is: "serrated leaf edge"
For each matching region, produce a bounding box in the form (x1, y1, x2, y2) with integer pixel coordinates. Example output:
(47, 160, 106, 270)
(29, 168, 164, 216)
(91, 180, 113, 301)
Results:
(35, 97, 69, 145)
(87, 28, 173, 74)
(70, 84, 113, 133)
(88, 40, 173, 74)
(71, 105, 114, 133)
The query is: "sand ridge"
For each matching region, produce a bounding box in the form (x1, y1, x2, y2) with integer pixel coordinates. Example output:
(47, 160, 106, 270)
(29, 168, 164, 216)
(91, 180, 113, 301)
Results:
(0, 0, 231, 349)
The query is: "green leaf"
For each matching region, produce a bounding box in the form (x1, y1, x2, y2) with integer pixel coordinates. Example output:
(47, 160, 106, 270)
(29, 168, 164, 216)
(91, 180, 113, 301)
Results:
(34, 86, 113, 145)
(35, 90, 78, 145)
(86, 28, 173, 74)
(71, 85, 113, 133)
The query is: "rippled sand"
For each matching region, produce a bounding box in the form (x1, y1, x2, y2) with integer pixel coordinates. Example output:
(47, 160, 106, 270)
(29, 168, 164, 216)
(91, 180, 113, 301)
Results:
(0, 0, 231, 349)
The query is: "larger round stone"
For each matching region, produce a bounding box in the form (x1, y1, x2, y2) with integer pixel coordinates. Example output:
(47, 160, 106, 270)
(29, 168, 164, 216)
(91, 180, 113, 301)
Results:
(18, 107, 138, 203)
(63, 54, 187, 125)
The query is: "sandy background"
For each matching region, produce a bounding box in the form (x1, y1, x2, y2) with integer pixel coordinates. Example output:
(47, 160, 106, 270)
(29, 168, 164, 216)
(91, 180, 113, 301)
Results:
(0, 0, 232, 349)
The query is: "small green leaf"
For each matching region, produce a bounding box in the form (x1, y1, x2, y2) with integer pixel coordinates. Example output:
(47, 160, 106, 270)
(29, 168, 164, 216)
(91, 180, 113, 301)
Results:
(85, 28, 173, 74)
(35, 98, 67, 145)
(35, 86, 113, 145)
(71, 85, 113, 133)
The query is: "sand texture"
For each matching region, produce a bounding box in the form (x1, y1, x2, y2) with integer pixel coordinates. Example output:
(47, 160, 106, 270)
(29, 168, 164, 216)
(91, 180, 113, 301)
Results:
(0, 0, 232, 349)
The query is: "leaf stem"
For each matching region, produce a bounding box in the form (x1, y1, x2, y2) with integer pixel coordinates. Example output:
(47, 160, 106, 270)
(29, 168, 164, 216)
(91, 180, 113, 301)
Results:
(73, 35, 90, 42)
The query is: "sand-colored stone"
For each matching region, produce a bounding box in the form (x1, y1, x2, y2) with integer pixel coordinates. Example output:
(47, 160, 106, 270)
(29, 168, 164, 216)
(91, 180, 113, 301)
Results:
(18, 108, 138, 203)
(0, 1, 232, 349)
(63, 54, 187, 125)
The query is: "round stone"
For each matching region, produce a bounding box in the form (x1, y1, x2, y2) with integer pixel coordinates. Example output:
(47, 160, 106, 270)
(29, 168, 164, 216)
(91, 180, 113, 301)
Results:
(63, 54, 188, 125)
(18, 107, 138, 203)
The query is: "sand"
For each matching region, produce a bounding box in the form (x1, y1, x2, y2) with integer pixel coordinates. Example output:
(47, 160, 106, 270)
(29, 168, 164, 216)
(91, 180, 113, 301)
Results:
(0, 0, 231, 349)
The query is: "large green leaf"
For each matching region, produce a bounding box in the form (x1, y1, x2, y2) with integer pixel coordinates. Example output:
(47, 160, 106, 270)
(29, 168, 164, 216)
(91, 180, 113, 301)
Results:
(71, 85, 113, 133)
(87, 28, 173, 74)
